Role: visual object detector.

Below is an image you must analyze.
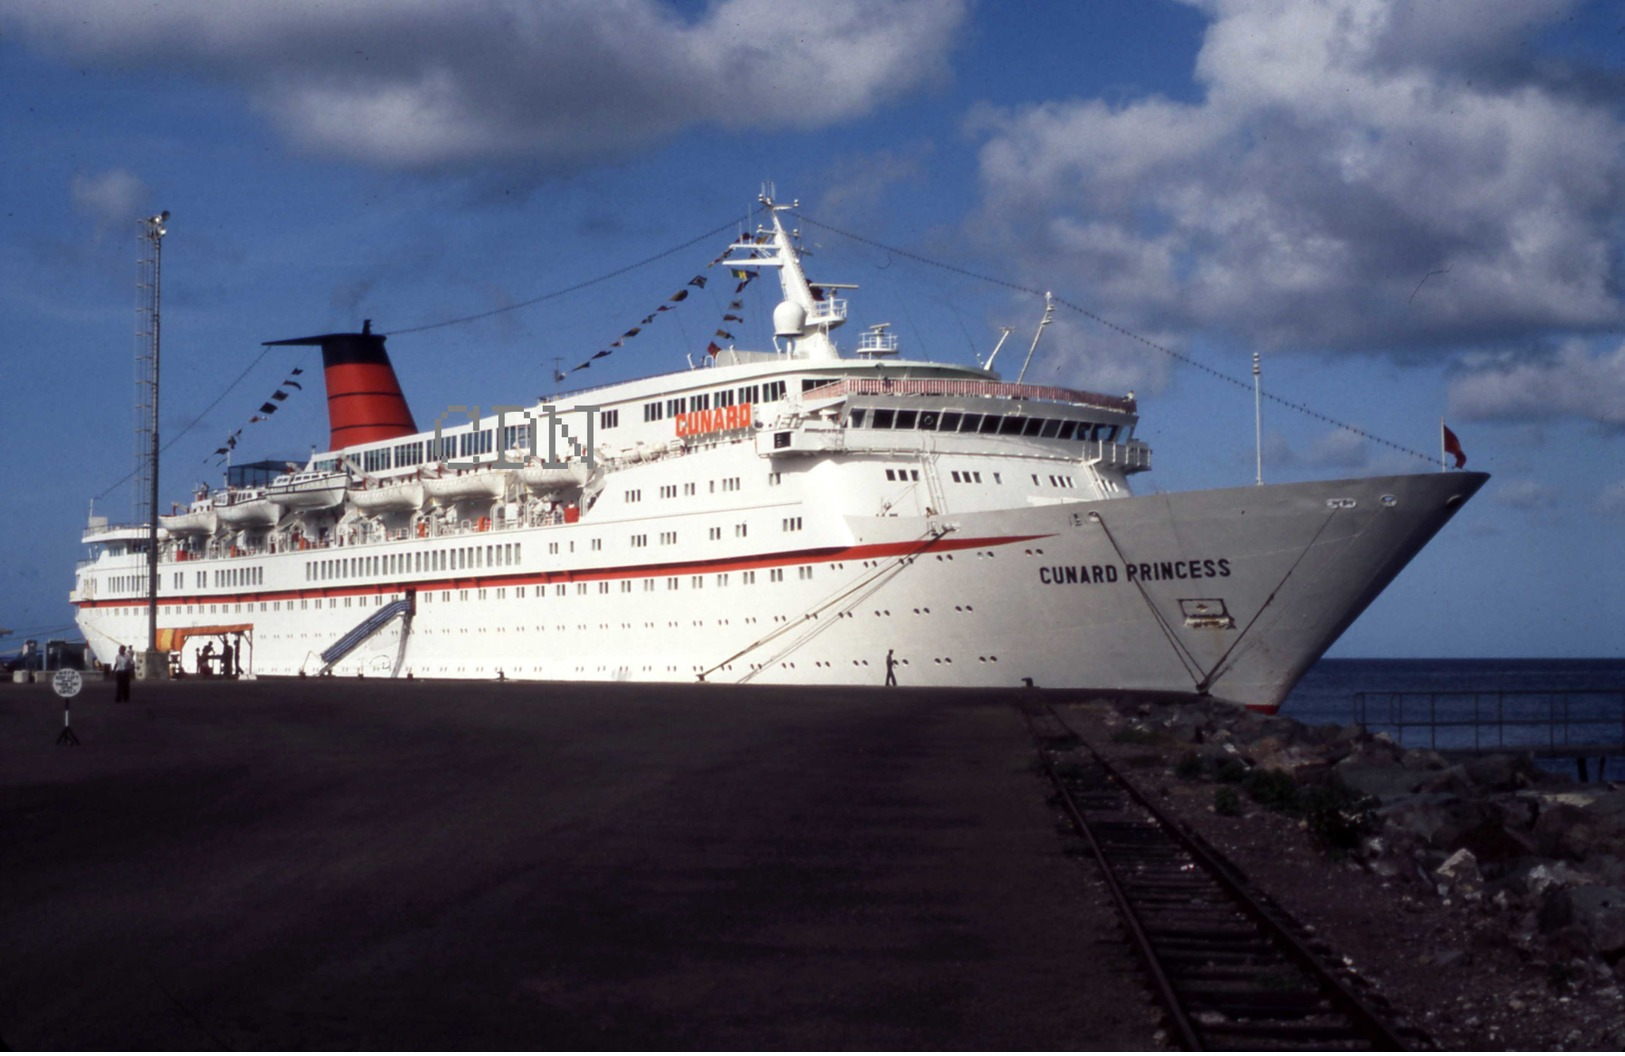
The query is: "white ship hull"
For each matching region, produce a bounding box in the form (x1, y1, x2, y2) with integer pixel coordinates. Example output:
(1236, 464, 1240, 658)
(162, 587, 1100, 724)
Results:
(72, 464, 1482, 710)
(72, 190, 1486, 711)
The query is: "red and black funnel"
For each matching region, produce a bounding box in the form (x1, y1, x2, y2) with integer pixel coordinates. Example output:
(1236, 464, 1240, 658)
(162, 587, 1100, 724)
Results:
(266, 320, 416, 451)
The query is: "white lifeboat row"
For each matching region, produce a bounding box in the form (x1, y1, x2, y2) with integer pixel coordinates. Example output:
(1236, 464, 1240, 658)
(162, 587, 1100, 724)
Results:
(159, 457, 600, 535)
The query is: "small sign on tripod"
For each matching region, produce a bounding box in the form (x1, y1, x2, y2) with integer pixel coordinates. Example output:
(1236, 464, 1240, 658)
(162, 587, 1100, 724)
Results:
(53, 669, 83, 746)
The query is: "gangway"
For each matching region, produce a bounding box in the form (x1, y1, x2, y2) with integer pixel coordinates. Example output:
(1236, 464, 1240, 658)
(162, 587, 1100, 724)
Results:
(317, 595, 414, 676)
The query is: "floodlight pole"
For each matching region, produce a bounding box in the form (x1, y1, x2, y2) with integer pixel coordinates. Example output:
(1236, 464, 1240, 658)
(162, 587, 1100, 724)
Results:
(138, 211, 169, 679)
(1253, 352, 1263, 486)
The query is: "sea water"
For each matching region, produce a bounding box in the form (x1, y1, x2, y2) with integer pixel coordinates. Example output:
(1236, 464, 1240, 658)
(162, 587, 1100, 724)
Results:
(1280, 658, 1625, 778)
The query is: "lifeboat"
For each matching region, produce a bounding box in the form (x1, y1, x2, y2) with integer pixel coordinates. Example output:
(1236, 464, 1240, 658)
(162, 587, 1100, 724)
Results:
(518, 460, 591, 495)
(348, 478, 426, 512)
(159, 501, 217, 536)
(422, 467, 508, 502)
(267, 470, 348, 509)
(214, 488, 283, 527)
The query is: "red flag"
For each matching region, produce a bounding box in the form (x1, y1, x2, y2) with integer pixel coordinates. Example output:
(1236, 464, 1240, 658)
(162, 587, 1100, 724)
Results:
(1442, 423, 1466, 469)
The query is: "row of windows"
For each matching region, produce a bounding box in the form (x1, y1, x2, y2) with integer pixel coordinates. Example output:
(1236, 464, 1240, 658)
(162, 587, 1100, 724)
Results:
(642, 380, 788, 422)
(849, 407, 1121, 443)
(96, 559, 846, 622)
(305, 542, 523, 582)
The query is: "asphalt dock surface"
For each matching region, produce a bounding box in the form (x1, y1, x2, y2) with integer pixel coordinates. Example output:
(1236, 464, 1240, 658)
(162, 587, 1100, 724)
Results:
(2, 677, 1152, 1049)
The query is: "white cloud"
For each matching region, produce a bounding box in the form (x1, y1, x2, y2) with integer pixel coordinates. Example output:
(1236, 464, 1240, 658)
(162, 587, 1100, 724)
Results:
(1492, 479, 1560, 510)
(967, 0, 1625, 364)
(4, 0, 968, 171)
(1596, 480, 1625, 516)
(70, 169, 150, 229)
(1450, 339, 1625, 427)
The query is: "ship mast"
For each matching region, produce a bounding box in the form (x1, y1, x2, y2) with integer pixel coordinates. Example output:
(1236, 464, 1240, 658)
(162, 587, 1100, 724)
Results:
(720, 191, 847, 361)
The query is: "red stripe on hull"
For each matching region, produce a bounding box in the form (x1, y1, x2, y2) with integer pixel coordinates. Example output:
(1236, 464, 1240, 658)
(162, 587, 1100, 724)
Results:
(75, 532, 1048, 611)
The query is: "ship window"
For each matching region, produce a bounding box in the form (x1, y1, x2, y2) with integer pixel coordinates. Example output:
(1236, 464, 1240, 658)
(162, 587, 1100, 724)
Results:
(918, 411, 939, 430)
(885, 469, 896, 481)
(1023, 418, 1045, 436)
(979, 415, 1001, 434)
(960, 413, 984, 433)
(644, 402, 663, 422)
(1055, 420, 1078, 440)
(689, 393, 710, 412)
(801, 378, 820, 392)
(999, 416, 1025, 436)
(894, 409, 918, 429)
(599, 409, 619, 429)
(715, 389, 734, 407)
(871, 408, 895, 429)
(939, 411, 962, 432)
(848, 408, 866, 428)
(1101, 425, 1119, 442)
(1040, 419, 1063, 438)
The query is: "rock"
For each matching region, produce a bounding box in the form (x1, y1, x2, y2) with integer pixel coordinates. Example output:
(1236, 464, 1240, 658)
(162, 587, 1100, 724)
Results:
(1338, 762, 1426, 800)
(1464, 753, 1540, 792)
(1568, 886, 1625, 959)
(1251, 744, 1325, 777)
(1535, 804, 1604, 861)
(1402, 747, 1450, 771)
(1433, 948, 1472, 969)
(1539, 886, 1574, 934)
(1456, 815, 1539, 862)
(1437, 848, 1484, 897)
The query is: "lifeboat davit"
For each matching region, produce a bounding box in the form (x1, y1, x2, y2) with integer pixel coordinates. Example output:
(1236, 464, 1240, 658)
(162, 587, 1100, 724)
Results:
(422, 467, 508, 502)
(159, 501, 217, 536)
(267, 470, 348, 509)
(518, 460, 591, 495)
(214, 489, 283, 527)
(349, 478, 426, 512)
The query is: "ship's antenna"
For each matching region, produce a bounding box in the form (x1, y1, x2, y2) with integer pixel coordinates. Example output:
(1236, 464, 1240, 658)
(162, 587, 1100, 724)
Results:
(982, 326, 1015, 372)
(1015, 291, 1055, 384)
(1253, 351, 1263, 486)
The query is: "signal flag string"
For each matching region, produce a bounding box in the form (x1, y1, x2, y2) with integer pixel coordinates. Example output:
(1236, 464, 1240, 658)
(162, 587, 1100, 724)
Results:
(792, 211, 1437, 467)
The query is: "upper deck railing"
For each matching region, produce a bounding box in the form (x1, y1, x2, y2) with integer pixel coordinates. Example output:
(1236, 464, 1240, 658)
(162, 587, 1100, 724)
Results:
(801, 376, 1136, 413)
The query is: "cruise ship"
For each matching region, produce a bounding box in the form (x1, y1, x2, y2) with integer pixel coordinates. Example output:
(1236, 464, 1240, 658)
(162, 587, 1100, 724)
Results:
(71, 194, 1486, 710)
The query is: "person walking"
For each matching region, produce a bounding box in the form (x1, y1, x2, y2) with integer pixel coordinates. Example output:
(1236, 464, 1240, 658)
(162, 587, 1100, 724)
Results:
(885, 648, 897, 687)
(112, 645, 134, 702)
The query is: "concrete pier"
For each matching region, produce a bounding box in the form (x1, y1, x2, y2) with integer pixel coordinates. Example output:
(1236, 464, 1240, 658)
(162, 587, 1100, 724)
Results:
(0, 678, 1150, 1049)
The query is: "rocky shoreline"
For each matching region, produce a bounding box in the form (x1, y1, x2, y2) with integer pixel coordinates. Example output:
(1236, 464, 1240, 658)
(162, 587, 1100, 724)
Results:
(1068, 697, 1625, 1051)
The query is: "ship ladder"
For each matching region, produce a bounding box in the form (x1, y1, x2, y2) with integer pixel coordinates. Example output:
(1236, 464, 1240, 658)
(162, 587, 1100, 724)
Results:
(317, 596, 414, 677)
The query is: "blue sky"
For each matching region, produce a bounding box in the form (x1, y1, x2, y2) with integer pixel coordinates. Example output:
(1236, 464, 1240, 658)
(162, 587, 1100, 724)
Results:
(2, 0, 1622, 658)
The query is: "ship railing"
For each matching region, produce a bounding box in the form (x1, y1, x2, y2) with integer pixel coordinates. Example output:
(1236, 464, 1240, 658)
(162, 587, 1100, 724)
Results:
(1084, 440, 1153, 472)
(807, 298, 847, 325)
(802, 376, 1136, 413)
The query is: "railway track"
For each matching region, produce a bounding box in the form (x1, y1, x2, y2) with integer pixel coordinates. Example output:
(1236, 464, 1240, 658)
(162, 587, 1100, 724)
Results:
(1023, 700, 1425, 1051)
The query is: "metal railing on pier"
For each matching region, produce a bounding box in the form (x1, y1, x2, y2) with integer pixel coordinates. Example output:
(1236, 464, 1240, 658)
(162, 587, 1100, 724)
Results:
(1354, 689, 1625, 776)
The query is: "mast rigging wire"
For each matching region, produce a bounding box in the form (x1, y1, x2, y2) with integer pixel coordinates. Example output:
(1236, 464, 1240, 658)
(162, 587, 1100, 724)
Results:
(792, 211, 1435, 466)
